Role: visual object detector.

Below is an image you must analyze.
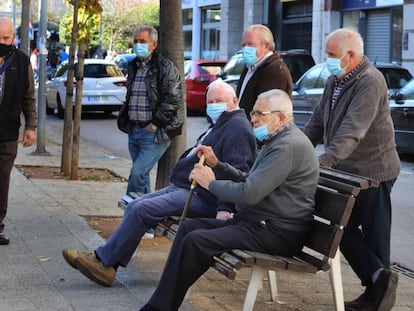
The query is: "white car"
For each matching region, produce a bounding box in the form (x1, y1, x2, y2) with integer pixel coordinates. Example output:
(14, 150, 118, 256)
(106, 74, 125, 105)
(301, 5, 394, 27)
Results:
(46, 59, 127, 119)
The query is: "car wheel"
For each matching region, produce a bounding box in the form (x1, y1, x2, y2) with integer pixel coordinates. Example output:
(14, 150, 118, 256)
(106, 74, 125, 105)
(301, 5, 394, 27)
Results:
(57, 96, 64, 119)
(46, 98, 54, 115)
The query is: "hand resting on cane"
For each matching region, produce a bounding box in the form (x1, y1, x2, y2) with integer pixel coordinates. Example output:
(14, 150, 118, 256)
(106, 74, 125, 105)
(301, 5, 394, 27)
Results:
(190, 146, 233, 220)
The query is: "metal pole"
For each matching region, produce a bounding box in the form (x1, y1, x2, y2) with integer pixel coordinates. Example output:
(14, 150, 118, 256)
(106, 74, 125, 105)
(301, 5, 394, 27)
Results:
(34, 0, 49, 155)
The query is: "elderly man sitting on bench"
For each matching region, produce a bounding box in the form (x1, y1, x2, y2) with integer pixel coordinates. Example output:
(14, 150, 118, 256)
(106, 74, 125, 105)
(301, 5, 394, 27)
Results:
(62, 79, 257, 287)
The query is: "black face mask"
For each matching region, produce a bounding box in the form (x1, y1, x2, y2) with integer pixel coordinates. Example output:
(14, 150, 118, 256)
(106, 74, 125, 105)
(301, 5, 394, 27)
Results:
(0, 43, 13, 57)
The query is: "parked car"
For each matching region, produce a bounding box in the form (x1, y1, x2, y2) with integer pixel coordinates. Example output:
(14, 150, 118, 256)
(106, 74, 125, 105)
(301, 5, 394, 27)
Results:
(292, 62, 413, 129)
(389, 78, 414, 154)
(218, 49, 316, 89)
(46, 59, 127, 119)
(185, 59, 227, 112)
(113, 53, 136, 76)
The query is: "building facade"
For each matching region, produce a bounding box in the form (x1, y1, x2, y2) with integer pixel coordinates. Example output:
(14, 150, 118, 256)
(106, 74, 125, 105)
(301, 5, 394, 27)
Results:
(182, 0, 414, 75)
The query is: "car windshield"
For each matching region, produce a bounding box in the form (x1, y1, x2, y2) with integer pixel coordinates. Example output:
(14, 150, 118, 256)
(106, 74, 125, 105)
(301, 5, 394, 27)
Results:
(81, 64, 123, 78)
(399, 79, 414, 100)
(378, 67, 413, 90)
(198, 64, 224, 75)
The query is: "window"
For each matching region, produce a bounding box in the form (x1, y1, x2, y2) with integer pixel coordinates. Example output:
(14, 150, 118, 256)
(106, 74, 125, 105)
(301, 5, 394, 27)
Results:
(201, 7, 220, 59)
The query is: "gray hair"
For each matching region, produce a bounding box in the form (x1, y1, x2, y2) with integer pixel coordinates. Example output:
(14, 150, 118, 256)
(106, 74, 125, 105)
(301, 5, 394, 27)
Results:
(257, 89, 293, 117)
(206, 79, 237, 102)
(244, 24, 276, 51)
(327, 28, 364, 59)
(134, 25, 158, 42)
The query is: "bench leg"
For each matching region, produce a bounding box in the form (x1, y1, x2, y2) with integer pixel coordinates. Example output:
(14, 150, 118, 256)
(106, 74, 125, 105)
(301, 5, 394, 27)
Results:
(329, 251, 345, 311)
(267, 270, 279, 301)
(242, 266, 265, 311)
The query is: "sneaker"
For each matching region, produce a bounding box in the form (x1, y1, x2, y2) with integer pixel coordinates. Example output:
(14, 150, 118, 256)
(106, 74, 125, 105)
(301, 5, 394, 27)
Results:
(62, 249, 94, 270)
(372, 269, 399, 311)
(74, 251, 115, 287)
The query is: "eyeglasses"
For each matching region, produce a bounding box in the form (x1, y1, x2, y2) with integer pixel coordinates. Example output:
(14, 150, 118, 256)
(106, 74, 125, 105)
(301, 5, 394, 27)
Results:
(249, 110, 281, 118)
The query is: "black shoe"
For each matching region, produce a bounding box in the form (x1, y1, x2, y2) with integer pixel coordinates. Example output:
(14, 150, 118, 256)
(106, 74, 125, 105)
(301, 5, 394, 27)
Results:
(345, 290, 375, 311)
(0, 234, 9, 245)
(372, 269, 399, 311)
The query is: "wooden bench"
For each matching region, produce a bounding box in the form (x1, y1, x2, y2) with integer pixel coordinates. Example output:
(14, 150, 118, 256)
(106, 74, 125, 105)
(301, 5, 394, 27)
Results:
(154, 167, 378, 311)
(118, 169, 377, 310)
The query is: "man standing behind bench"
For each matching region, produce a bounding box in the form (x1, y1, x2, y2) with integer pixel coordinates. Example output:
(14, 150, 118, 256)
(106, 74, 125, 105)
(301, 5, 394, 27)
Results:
(303, 28, 400, 311)
(62, 79, 257, 287)
(139, 89, 319, 311)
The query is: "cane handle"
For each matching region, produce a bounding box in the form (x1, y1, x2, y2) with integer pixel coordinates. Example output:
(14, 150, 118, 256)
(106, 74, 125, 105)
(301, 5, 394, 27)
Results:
(190, 154, 206, 188)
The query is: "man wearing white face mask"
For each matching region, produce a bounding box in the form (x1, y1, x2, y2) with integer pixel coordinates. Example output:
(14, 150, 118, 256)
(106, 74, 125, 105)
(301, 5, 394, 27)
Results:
(236, 24, 293, 118)
(62, 80, 257, 287)
(304, 28, 400, 311)
(117, 25, 184, 197)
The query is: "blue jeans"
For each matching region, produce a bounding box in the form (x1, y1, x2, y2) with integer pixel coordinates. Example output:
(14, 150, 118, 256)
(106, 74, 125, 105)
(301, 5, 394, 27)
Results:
(127, 126, 170, 194)
(95, 186, 216, 267)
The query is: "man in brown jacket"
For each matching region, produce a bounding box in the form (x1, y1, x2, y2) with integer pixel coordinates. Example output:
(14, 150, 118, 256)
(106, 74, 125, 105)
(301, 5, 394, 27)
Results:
(236, 24, 293, 118)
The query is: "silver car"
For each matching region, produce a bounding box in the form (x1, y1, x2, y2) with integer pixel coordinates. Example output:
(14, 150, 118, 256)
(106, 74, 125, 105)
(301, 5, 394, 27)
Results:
(390, 78, 414, 154)
(46, 59, 127, 119)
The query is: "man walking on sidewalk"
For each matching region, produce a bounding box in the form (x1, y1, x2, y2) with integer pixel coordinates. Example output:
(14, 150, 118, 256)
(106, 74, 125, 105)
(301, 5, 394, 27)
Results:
(0, 17, 37, 245)
(62, 79, 257, 286)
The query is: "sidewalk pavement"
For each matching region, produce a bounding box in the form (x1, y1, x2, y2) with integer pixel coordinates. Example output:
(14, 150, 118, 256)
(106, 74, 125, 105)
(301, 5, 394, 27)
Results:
(1, 122, 413, 311)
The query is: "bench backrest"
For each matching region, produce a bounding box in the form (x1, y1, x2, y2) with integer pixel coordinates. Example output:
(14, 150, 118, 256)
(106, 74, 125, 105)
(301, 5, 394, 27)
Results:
(296, 167, 372, 272)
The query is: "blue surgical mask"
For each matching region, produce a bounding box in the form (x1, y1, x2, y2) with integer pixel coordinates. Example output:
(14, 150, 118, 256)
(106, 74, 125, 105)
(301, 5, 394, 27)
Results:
(326, 54, 347, 77)
(133, 43, 150, 59)
(206, 103, 227, 124)
(253, 124, 269, 141)
(242, 46, 258, 66)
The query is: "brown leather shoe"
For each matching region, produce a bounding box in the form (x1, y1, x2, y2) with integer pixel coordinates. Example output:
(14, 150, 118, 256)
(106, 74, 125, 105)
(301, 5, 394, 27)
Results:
(372, 269, 399, 311)
(74, 252, 115, 287)
(62, 249, 94, 270)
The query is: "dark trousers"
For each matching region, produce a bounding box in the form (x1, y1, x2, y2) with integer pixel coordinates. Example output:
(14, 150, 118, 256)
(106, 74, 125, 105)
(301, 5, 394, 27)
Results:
(340, 179, 395, 286)
(147, 217, 308, 311)
(0, 140, 18, 233)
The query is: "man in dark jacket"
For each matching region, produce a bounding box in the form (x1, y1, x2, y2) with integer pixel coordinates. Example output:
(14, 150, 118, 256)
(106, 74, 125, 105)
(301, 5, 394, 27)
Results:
(0, 17, 37, 246)
(62, 79, 257, 287)
(120, 25, 184, 195)
(236, 24, 293, 117)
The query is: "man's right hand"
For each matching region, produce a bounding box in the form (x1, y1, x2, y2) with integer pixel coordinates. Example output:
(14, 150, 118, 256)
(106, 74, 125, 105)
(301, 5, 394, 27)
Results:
(216, 211, 233, 220)
(196, 145, 218, 168)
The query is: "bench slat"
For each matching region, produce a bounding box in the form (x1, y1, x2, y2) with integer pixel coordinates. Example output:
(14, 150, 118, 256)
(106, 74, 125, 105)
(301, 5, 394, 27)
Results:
(229, 249, 256, 265)
(319, 167, 379, 189)
(318, 176, 361, 196)
(218, 252, 245, 270)
(306, 222, 344, 258)
(212, 257, 237, 280)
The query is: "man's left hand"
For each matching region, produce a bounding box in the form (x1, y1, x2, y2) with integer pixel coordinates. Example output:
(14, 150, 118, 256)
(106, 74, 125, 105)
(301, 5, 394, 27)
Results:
(22, 129, 36, 147)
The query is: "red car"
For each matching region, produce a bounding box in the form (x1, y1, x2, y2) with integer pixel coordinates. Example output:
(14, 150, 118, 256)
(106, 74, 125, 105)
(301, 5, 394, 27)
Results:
(184, 59, 227, 112)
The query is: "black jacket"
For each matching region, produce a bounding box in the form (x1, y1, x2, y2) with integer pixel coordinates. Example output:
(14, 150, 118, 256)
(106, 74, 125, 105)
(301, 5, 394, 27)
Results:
(124, 51, 184, 142)
(0, 48, 37, 142)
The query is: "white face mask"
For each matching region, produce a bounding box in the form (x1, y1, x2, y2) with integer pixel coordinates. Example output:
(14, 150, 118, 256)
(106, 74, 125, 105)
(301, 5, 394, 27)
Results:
(206, 103, 227, 123)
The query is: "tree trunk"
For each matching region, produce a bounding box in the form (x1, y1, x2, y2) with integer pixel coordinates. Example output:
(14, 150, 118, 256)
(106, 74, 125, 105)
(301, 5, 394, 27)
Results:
(61, 0, 79, 175)
(155, 0, 187, 190)
(19, 0, 31, 55)
(71, 42, 86, 180)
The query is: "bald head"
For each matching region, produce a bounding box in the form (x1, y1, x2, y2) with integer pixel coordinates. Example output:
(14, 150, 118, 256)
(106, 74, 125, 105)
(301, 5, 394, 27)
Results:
(0, 17, 15, 46)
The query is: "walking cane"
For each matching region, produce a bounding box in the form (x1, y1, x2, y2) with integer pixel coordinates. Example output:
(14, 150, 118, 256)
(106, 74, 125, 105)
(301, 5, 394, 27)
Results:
(179, 154, 206, 226)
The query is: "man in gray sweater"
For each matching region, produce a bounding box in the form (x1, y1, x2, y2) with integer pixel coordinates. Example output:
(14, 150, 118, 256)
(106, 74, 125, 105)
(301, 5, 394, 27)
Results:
(139, 89, 319, 311)
(303, 28, 400, 311)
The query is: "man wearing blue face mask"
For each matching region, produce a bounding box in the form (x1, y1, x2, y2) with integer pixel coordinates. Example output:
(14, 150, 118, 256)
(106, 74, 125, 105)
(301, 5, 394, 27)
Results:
(117, 25, 184, 197)
(236, 24, 293, 118)
(62, 80, 257, 287)
(303, 28, 400, 311)
(139, 89, 319, 311)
